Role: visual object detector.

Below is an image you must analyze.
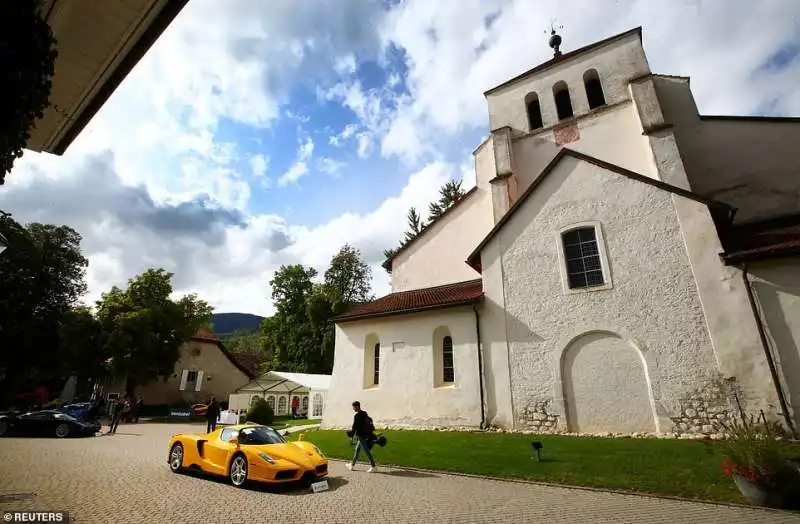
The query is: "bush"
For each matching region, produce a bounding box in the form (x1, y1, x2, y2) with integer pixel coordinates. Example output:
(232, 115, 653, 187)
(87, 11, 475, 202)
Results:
(246, 398, 274, 425)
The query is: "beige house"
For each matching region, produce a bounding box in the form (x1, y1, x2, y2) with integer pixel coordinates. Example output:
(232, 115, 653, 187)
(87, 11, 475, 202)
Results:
(100, 329, 259, 406)
(322, 27, 800, 437)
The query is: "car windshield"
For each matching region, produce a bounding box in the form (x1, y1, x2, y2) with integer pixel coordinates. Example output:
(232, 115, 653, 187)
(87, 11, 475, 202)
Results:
(22, 411, 76, 421)
(238, 426, 285, 445)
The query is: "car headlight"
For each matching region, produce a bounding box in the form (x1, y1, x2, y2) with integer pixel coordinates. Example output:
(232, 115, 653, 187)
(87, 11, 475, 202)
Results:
(313, 446, 325, 457)
(258, 452, 275, 464)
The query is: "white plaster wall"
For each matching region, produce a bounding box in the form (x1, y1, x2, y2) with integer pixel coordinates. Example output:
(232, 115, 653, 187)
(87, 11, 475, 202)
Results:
(322, 307, 483, 429)
(390, 188, 494, 292)
(474, 135, 497, 189)
(631, 76, 783, 417)
(653, 76, 800, 223)
(749, 258, 800, 423)
(483, 155, 721, 433)
(486, 33, 650, 133)
(512, 101, 659, 187)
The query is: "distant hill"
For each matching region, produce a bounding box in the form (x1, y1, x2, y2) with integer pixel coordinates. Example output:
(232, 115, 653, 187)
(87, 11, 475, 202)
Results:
(212, 313, 265, 335)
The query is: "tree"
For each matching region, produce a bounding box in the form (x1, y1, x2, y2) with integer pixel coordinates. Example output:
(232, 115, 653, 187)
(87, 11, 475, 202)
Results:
(404, 207, 424, 243)
(261, 246, 374, 374)
(95, 268, 213, 394)
(58, 307, 108, 398)
(427, 179, 466, 220)
(220, 330, 267, 356)
(0, 215, 89, 403)
(1, 0, 58, 184)
(323, 244, 373, 305)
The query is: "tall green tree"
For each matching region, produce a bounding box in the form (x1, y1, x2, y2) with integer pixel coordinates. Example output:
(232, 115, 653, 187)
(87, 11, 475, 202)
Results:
(1, 0, 58, 184)
(427, 178, 466, 220)
(404, 207, 424, 243)
(261, 246, 373, 374)
(95, 268, 213, 394)
(0, 214, 89, 402)
(58, 306, 108, 398)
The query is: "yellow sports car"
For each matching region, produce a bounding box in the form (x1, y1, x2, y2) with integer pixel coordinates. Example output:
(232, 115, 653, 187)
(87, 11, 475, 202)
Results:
(167, 423, 328, 488)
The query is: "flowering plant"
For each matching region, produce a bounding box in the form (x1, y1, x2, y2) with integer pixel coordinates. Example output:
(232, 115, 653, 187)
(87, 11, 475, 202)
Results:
(718, 413, 797, 489)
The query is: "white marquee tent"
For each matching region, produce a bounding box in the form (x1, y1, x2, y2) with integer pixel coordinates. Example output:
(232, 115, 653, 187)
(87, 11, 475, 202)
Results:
(228, 371, 330, 420)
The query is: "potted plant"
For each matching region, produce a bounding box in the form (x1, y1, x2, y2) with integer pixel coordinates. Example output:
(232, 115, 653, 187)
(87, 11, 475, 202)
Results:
(719, 413, 800, 508)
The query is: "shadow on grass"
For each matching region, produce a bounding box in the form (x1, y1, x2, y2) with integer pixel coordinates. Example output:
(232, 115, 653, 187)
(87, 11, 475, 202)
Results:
(180, 469, 348, 495)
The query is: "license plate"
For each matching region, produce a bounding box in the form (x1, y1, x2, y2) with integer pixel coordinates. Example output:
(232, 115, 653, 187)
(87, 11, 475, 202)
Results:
(310, 480, 329, 493)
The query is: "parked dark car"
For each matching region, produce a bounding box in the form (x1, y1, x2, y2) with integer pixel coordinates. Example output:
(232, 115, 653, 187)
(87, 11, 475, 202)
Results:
(0, 410, 101, 438)
(59, 402, 94, 421)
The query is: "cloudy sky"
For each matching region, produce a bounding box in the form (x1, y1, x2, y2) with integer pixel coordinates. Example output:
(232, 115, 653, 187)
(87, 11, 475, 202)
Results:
(1, 0, 798, 316)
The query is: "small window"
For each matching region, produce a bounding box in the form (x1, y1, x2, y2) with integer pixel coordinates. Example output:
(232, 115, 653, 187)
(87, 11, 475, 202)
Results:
(266, 395, 275, 410)
(185, 371, 198, 391)
(302, 396, 309, 412)
(373, 342, 380, 385)
(525, 92, 543, 130)
(584, 69, 606, 109)
(442, 336, 455, 383)
(553, 81, 573, 120)
(277, 396, 287, 415)
(562, 227, 605, 289)
(312, 393, 323, 417)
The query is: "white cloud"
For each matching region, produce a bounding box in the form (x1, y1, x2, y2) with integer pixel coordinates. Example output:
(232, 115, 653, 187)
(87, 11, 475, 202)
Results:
(277, 137, 315, 187)
(318, 157, 346, 177)
(4, 0, 798, 318)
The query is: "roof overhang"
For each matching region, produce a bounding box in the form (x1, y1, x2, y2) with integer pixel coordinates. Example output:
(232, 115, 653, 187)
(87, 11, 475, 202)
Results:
(26, 0, 189, 155)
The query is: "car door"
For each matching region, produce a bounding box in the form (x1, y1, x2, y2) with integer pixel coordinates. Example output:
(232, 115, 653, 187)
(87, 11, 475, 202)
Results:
(203, 428, 238, 474)
(16, 411, 53, 436)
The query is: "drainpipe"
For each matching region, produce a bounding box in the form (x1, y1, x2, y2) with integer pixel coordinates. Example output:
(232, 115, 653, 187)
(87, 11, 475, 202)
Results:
(741, 262, 796, 437)
(473, 305, 486, 430)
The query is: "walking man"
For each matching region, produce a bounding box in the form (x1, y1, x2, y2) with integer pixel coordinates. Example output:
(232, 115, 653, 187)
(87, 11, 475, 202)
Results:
(206, 397, 220, 433)
(346, 401, 376, 472)
(109, 397, 123, 434)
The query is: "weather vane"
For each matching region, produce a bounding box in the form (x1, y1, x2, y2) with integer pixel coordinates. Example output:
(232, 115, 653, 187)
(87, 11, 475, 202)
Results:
(545, 19, 564, 58)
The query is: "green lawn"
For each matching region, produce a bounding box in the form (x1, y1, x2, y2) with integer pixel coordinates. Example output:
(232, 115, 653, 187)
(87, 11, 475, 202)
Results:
(290, 429, 748, 503)
(272, 417, 320, 430)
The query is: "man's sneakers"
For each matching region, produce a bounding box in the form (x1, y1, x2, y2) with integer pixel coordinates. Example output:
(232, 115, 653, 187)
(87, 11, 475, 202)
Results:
(366, 466, 374, 473)
(345, 463, 353, 470)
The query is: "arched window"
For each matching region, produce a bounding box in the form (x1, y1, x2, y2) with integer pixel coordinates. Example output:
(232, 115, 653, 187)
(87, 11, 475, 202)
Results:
(277, 396, 287, 415)
(584, 69, 606, 109)
(312, 393, 323, 417)
(363, 334, 381, 388)
(553, 81, 573, 120)
(266, 395, 275, 410)
(525, 92, 543, 131)
(442, 336, 454, 384)
(373, 342, 380, 385)
(562, 227, 604, 289)
(250, 394, 262, 406)
(302, 396, 309, 413)
(432, 327, 455, 386)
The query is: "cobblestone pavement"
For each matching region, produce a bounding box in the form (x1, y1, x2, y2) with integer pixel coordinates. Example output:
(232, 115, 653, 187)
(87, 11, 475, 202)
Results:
(1, 423, 798, 524)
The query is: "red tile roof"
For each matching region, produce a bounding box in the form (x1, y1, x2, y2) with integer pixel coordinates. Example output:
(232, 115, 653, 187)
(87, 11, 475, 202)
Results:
(334, 279, 484, 323)
(229, 353, 263, 377)
(191, 328, 220, 343)
(188, 328, 258, 379)
(721, 214, 800, 264)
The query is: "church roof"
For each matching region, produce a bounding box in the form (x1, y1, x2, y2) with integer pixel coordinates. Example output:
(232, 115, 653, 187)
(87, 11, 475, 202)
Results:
(484, 27, 642, 96)
(382, 187, 478, 272)
(465, 148, 735, 271)
(720, 214, 800, 265)
(334, 279, 484, 323)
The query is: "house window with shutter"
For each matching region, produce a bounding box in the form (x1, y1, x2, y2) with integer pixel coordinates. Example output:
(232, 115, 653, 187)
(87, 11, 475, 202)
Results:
(179, 370, 204, 391)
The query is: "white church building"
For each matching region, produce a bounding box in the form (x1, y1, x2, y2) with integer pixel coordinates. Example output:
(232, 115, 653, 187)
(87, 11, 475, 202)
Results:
(322, 27, 800, 436)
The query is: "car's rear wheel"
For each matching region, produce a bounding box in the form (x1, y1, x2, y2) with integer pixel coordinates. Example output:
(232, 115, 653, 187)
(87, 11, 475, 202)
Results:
(229, 454, 248, 487)
(54, 423, 70, 438)
(169, 443, 184, 473)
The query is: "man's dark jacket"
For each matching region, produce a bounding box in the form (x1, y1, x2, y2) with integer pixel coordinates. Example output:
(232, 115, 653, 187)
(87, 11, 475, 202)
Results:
(206, 400, 219, 421)
(351, 410, 372, 438)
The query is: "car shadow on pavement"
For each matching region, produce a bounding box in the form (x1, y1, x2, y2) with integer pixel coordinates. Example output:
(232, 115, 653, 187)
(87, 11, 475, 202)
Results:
(181, 469, 349, 496)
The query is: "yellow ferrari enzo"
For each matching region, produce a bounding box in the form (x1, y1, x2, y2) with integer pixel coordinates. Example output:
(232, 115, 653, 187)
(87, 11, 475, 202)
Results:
(167, 423, 328, 488)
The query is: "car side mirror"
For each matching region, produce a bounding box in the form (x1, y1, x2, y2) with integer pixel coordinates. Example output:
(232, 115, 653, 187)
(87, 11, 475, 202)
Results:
(229, 438, 239, 447)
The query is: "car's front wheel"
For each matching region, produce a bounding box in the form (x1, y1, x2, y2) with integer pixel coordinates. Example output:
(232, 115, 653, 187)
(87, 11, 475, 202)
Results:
(229, 454, 248, 487)
(169, 443, 184, 473)
(54, 423, 70, 438)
